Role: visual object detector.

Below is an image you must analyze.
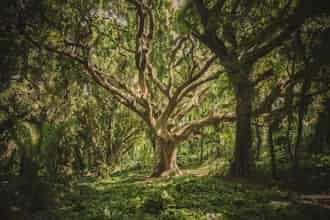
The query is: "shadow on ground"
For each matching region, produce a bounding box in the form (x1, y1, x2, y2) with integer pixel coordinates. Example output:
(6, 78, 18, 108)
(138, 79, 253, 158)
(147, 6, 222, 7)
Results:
(30, 168, 330, 220)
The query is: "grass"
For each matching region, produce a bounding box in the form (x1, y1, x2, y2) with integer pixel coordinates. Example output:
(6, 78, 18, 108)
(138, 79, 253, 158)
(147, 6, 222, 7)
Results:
(32, 167, 330, 220)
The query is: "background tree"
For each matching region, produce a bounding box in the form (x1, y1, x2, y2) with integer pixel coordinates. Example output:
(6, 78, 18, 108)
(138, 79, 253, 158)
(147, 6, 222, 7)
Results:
(180, 0, 330, 176)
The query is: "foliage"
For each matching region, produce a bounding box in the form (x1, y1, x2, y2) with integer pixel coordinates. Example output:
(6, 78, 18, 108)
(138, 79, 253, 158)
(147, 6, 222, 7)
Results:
(1, 0, 330, 219)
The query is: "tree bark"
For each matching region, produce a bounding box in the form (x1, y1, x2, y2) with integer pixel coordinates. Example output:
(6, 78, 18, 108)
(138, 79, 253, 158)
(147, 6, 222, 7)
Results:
(230, 82, 253, 177)
(151, 138, 182, 177)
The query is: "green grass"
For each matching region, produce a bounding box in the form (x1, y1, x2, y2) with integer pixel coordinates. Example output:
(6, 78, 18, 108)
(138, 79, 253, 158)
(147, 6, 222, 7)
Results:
(34, 169, 330, 220)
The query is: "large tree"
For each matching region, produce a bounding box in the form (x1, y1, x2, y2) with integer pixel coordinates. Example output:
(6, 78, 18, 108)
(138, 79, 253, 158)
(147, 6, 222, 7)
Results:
(14, 0, 235, 176)
(181, 0, 329, 176)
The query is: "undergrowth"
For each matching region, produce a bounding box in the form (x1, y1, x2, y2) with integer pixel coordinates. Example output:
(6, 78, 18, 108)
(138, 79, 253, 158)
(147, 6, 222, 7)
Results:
(30, 169, 330, 220)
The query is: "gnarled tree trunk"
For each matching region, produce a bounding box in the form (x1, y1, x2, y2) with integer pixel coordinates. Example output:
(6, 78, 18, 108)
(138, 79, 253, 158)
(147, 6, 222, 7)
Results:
(151, 138, 182, 177)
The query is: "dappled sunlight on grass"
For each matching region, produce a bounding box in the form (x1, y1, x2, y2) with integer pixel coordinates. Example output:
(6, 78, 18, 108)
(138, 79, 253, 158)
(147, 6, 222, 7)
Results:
(44, 168, 330, 220)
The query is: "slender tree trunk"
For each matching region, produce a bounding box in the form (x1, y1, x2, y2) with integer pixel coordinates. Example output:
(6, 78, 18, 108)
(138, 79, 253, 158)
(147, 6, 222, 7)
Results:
(285, 85, 294, 160)
(20, 145, 38, 179)
(106, 115, 113, 165)
(151, 138, 181, 177)
(73, 144, 85, 173)
(293, 69, 311, 170)
(309, 98, 330, 153)
(200, 138, 204, 162)
(255, 122, 262, 160)
(267, 124, 277, 179)
(293, 110, 303, 170)
(230, 82, 253, 177)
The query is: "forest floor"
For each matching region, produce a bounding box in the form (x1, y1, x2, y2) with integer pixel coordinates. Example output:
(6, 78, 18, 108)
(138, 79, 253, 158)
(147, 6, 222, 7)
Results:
(182, 167, 210, 176)
(35, 166, 330, 220)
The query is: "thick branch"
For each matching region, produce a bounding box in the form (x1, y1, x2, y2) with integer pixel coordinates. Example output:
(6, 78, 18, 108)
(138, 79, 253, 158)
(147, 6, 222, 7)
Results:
(174, 55, 217, 100)
(194, 0, 210, 27)
(211, 0, 227, 13)
(174, 113, 235, 142)
(158, 56, 218, 124)
(20, 26, 150, 123)
(253, 68, 274, 85)
(168, 37, 188, 92)
(243, 2, 309, 64)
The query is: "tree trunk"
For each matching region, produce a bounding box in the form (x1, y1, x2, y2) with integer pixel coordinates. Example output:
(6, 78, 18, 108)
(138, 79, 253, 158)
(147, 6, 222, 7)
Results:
(255, 122, 262, 160)
(200, 138, 204, 162)
(267, 124, 277, 179)
(151, 138, 181, 177)
(293, 69, 311, 170)
(285, 84, 294, 160)
(230, 83, 253, 177)
(73, 144, 85, 173)
(309, 98, 330, 153)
